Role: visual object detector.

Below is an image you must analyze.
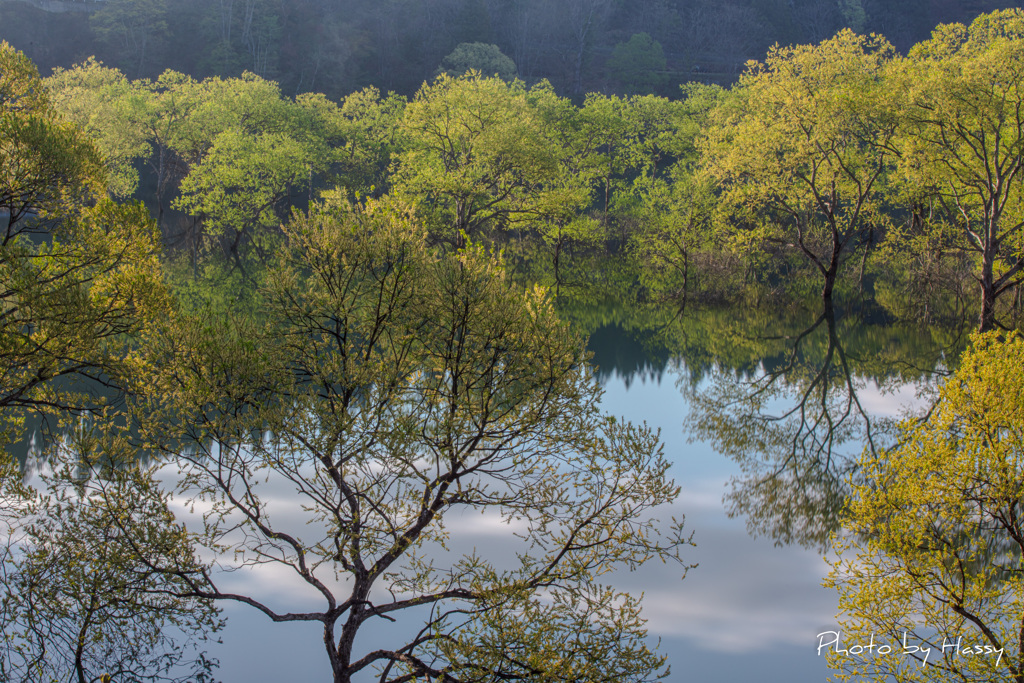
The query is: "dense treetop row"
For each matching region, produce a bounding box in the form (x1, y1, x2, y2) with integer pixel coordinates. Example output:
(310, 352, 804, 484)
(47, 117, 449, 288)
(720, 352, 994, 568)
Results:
(28, 8, 1024, 332)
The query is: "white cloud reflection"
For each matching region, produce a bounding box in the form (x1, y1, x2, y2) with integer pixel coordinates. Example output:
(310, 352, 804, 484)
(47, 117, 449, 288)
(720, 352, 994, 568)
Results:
(153, 367, 906, 683)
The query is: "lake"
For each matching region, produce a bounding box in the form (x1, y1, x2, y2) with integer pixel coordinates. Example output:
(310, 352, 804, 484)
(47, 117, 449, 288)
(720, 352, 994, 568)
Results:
(192, 295, 955, 682)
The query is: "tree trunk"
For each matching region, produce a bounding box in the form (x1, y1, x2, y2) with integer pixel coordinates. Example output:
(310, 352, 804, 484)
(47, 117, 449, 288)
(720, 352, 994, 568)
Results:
(979, 248, 997, 332)
(822, 271, 836, 300)
(822, 247, 841, 300)
(979, 279, 997, 332)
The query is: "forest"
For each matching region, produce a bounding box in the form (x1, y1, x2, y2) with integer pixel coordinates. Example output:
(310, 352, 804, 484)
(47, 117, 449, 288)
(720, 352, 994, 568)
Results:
(4, 3, 1024, 683)
(0, 0, 1019, 99)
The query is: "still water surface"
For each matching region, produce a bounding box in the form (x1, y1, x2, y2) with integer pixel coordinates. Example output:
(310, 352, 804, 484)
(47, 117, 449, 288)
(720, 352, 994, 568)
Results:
(203, 297, 949, 682)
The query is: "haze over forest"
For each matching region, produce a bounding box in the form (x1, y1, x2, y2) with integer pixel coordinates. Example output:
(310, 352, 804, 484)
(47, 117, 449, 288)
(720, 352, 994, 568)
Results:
(0, 0, 1017, 100)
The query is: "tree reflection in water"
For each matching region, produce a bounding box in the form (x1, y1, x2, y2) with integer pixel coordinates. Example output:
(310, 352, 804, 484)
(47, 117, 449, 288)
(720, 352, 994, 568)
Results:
(677, 297, 968, 550)
(568, 290, 962, 551)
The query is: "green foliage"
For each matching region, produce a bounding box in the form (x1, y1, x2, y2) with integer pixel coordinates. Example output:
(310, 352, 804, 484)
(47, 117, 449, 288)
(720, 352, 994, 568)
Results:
(42, 60, 410, 269)
(331, 86, 407, 197)
(174, 127, 310, 256)
(0, 42, 215, 682)
(393, 73, 566, 246)
(627, 85, 733, 304)
(46, 59, 152, 198)
(0, 43, 167, 443)
(1, 431, 221, 683)
(161, 71, 334, 261)
(0, 40, 48, 113)
(838, 0, 868, 33)
(827, 331, 1024, 682)
(607, 33, 666, 95)
(0, 43, 106, 227)
(889, 9, 1024, 331)
(579, 88, 719, 253)
(131, 199, 690, 682)
(630, 170, 735, 305)
(90, 0, 170, 78)
(436, 42, 517, 81)
(701, 29, 899, 299)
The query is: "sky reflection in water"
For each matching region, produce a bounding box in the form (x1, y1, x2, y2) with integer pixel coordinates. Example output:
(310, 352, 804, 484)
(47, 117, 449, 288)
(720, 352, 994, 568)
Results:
(190, 334, 928, 683)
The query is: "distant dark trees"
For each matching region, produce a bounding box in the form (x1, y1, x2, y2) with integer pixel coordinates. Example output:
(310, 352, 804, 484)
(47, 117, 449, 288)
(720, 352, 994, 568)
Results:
(608, 33, 665, 94)
(436, 42, 517, 80)
(0, 0, 1018, 100)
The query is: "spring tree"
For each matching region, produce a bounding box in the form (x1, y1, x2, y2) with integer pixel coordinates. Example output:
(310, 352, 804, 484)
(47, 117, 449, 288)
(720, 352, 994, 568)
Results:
(133, 199, 691, 683)
(891, 10, 1024, 332)
(701, 30, 899, 300)
(827, 331, 1024, 682)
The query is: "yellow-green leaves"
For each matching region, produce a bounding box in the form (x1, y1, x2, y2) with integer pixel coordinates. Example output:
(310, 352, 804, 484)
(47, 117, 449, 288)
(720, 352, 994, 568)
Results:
(174, 128, 310, 250)
(0, 40, 48, 115)
(0, 43, 164, 444)
(827, 332, 1024, 683)
(1, 42, 106, 229)
(891, 9, 1024, 331)
(393, 73, 564, 246)
(2, 431, 221, 683)
(133, 201, 687, 682)
(701, 30, 899, 299)
(46, 59, 152, 199)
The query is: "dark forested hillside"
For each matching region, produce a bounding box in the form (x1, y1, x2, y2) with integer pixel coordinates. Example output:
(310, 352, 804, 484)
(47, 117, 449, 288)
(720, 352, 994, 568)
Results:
(0, 0, 1017, 100)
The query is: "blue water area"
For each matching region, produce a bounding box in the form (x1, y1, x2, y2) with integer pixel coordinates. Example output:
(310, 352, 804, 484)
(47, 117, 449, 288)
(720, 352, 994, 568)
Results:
(204, 328, 877, 682)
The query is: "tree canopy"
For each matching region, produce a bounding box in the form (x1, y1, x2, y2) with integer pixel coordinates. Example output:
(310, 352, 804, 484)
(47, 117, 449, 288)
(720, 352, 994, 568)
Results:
(130, 200, 691, 683)
(827, 331, 1024, 682)
(0, 41, 165, 440)
(701, 29, 899, 299)
(393, 73, 566, 247)
(0, 40, 215, 683)
(891, 9, 1024, 331)
(10, 9, 1024, 682)
(607, 33, 666, 95)
(436, 42, 518, 81)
